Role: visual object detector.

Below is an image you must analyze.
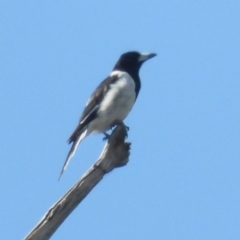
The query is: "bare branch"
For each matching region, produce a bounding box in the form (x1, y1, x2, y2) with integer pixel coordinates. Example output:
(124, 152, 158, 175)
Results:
(24, 125, 130, 240)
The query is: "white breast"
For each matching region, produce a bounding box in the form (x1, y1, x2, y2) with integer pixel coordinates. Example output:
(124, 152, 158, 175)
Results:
(89, 71, 136, 133)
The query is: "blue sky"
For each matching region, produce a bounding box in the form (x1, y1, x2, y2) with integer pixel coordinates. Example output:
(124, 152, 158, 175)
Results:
(1, 1, 240, 239)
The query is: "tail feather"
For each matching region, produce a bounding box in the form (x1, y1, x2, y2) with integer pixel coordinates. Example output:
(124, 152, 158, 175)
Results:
(58, 129, 88, 180)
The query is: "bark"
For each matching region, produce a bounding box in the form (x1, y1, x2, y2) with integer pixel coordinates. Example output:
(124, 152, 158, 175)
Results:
(24, 125, 130, 240)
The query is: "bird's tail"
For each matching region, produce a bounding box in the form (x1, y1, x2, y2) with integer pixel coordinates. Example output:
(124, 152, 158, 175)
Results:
(58, 129, 88, 180)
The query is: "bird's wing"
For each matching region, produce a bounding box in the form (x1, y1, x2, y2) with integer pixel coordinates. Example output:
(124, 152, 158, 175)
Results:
(67, 74, 118, 143)
(58, 75, 119, 180)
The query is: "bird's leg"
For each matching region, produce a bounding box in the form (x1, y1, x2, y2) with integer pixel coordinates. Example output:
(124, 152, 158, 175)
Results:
(111, 120, 129, 138)
(124, 124, 130, 131)
(103, 120, 129, 141)
(102, 132, 110, 141)
(114, 120, 129, 130)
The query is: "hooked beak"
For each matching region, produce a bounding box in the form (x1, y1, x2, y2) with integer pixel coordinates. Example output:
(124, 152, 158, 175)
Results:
(138, 52, 157, 62)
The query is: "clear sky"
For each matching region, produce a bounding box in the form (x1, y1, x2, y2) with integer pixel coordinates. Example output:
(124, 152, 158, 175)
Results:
(1, 1, 240, 240)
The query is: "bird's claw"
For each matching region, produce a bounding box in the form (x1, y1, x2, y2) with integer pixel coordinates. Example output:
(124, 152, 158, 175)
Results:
(125, 125, 130, 131)
(104, 121, 129, 140)
(102, 132, 110, 141)
(113, 120, 129, 139)
(112, 120, 129, 131)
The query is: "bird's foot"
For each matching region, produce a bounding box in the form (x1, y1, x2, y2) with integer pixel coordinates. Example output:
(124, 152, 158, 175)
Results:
(125, 125, 130, 131)
(112, 120, 129, 138)
(102, 132, 110, 141)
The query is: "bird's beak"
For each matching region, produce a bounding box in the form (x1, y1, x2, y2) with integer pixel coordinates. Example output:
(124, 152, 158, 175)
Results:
(138, 52, 157, 62)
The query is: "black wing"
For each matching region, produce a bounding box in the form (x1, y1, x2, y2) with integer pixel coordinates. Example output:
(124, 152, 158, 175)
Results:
(67, 75, 118, 143)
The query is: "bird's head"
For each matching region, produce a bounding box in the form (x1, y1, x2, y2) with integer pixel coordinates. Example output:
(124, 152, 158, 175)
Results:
(113, 51, 157, 74)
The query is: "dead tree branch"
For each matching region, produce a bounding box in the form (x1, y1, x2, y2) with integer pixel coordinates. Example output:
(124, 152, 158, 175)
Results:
(24, 124, 130, 240)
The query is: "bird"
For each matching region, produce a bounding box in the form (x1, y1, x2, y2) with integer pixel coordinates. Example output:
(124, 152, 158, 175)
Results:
(59, 51, 156, 179)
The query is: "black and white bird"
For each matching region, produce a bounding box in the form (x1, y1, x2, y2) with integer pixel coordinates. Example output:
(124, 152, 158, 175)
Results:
(59, 51, 156, 179)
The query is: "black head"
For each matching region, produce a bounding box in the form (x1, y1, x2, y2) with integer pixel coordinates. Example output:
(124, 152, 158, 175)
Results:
(113, 51, 156, 76)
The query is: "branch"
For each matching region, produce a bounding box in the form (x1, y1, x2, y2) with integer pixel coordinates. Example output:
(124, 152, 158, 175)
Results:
(24, 125, 131, 240)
